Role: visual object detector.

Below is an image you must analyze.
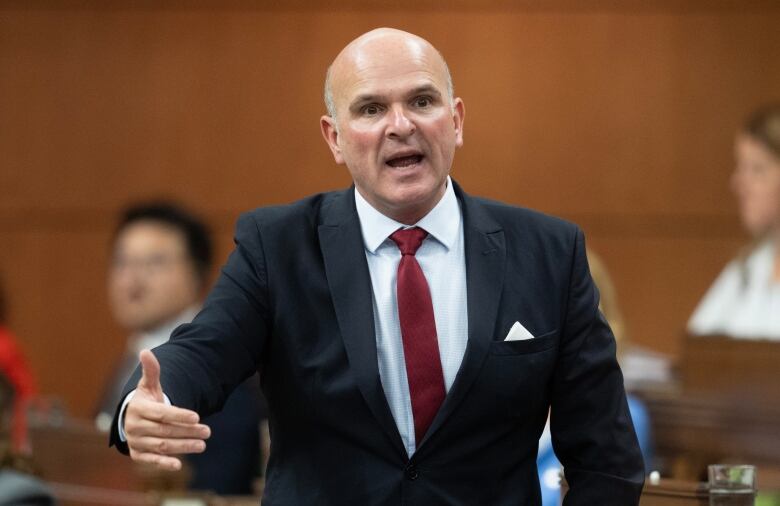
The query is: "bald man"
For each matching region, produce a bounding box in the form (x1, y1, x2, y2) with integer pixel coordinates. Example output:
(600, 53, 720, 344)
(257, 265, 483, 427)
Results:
(111, 28, 644, 505)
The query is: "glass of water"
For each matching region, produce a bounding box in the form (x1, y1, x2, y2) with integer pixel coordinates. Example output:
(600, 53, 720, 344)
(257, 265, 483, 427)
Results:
(708, 464, 756, 506)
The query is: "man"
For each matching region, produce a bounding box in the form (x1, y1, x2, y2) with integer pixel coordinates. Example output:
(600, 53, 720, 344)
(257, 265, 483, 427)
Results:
(111, 29, 644, 505)
(100, 202, 263, 495)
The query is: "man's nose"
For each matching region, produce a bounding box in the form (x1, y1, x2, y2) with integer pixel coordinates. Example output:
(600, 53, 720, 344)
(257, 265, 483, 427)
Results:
(385, 105, 415, 138)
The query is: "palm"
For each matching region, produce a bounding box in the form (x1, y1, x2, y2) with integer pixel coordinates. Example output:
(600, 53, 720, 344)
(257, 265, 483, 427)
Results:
(123, 349, 210, 471)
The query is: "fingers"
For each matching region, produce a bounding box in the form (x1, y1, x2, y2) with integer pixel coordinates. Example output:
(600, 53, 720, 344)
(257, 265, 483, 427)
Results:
(127, 411, 211, 440)
(125, 399, 209, 442)
(126, 419, 211, 443)
(137, 349, 164, 402)
(130, 436, 207, 456)
(129, 450, 184, 472)
(126, 420, 209, 469)
(125, 393, 211, 471)
(128, 397, 201, 425)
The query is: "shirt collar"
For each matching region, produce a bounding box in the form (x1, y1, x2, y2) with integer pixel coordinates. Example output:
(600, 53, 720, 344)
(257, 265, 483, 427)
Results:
(131, 306, 200, 353)
(748, 238, 777, 288)
(354, 176, 461, 254)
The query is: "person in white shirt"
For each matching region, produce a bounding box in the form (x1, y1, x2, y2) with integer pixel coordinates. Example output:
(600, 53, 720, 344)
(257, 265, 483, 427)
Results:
(689, 104, 780, 339)
(109, 29, 644, 505)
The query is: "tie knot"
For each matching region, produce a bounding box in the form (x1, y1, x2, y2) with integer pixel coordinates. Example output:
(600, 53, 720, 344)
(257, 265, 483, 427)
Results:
(390, 227, 428, 256)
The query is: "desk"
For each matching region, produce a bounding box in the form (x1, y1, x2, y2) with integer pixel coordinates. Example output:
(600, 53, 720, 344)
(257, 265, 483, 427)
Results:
(633, 335, 780, 491)
(28, 416, 264, 506)
(28, 416, 189, 492)
(562, 478, 708, 505)
(47, 484, 262, 506)
(641, 479, 708, 506)
(637, 386, 780, 483)
(682, 336, 780, 403)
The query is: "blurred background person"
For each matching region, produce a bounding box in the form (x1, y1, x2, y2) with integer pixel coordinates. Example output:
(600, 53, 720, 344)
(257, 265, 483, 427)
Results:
(689, 104, 780, 339)
(0, 372, 54, 506)
(0, 273, 37, 454)
(537, 249, 654, 506)
(590, 252, 671, 390)
(95, 201, 264, 495)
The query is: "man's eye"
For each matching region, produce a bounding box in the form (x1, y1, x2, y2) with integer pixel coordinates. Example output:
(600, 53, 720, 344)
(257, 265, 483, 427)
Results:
(414, 97, 432, 108)
(362, 104, 381, 116)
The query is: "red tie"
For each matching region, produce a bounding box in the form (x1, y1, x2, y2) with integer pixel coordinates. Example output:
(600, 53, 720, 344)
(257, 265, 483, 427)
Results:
(390, 227, 446, 445)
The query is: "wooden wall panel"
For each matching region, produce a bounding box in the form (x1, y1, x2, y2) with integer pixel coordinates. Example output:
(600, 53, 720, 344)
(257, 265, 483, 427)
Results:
(588, 234, 746, 355)
(1, 1, 779, 416)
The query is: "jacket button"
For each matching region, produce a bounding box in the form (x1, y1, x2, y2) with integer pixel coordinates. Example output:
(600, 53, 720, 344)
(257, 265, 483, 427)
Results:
(405, 464, 419, 481)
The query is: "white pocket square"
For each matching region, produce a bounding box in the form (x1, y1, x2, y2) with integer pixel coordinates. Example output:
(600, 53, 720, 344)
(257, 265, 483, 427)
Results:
(504, 321, 535, 341)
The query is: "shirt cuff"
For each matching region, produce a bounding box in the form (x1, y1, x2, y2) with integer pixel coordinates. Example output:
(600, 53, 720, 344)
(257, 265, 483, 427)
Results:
(117, 389, 172, 442)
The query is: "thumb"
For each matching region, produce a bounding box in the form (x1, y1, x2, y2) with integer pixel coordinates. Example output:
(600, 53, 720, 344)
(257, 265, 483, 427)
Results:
(137, 349, 164, 402)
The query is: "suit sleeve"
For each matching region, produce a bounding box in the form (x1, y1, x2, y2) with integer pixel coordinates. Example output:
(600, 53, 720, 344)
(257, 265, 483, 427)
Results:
(110, 212, 270, 453)
(550, 227, 645, 505)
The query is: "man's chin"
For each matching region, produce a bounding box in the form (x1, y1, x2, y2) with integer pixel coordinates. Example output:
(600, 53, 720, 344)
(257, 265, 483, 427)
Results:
(383, 188, 446, 222)
(120, 314, 167, 333)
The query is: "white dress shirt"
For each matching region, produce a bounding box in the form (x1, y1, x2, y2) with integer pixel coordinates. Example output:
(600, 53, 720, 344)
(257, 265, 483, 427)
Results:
(120, 181, 470, 455)
(129, 307, 199, 357)
(688, 239, 780, 339)
(355, 177, 468, 456)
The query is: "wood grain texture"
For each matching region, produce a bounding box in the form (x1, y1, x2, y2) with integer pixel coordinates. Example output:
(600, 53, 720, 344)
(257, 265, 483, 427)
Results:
(1, 2, 778, 416)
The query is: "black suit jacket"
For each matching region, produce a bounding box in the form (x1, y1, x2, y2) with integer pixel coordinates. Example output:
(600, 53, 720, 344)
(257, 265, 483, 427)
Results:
(112, 182, 644, 505)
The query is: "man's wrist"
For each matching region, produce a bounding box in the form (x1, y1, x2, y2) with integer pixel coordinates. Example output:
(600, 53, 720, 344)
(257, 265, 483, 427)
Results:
(117, 389, 172, 442)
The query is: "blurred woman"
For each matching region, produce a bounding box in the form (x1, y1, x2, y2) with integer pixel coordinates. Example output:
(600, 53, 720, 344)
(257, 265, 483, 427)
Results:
(689, 104, 780, 338)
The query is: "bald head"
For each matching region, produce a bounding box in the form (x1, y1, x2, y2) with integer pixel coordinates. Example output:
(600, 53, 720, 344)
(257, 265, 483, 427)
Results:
(318, 27, 465, 224)
(324, 28, 454, 120)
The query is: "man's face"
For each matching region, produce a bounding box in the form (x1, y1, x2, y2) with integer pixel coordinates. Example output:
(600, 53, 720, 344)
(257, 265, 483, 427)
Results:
(321, 30, 465, 224)
(108, 221, 201, 333)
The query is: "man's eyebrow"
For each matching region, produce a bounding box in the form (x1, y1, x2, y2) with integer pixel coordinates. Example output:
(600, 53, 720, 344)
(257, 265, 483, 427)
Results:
(349, 94, 382, 109)
(348, 85, 445, 111)
(407, 85, 442, 98)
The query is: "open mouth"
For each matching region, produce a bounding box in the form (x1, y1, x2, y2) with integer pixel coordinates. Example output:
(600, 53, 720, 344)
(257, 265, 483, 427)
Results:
(386, 154, 424, 168)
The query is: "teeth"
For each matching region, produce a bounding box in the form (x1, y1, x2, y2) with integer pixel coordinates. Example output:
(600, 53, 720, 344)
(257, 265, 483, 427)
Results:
(387, 155, 422, 167)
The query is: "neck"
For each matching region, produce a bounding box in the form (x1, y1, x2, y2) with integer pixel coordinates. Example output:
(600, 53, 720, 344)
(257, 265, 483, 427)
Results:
(392, 206, 435, 226)
(359, 181, 449, 226)
(771, 230, 780, 282)
(773, 238, 780, 283)
(135, 306, 197, 336)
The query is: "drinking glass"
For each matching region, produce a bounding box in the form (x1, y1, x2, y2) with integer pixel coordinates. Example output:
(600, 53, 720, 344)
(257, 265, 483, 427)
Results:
(708, 464, 756, 506)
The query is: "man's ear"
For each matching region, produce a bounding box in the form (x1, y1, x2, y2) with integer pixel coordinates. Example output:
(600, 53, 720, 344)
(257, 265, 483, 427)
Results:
(452, 98, 465, 148)
(320, 115, 344, 164)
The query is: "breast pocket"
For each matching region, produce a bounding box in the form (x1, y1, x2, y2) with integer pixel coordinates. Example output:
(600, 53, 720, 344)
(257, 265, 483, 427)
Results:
(488, 328, 559, 356)
(481, 328, 559, 420)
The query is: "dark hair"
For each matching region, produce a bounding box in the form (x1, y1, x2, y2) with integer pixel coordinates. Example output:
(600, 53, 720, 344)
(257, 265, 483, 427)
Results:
(114, 201, 213, 286)
(744, 103, 780, 159)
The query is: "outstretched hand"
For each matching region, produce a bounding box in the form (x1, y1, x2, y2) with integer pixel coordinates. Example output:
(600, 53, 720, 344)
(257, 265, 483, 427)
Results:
(124, 349, 211, 471)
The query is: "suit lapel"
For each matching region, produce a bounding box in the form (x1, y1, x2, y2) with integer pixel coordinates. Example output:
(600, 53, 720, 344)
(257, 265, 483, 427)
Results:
(418, 182, 506, 452)
(318, 188, 407, 458)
